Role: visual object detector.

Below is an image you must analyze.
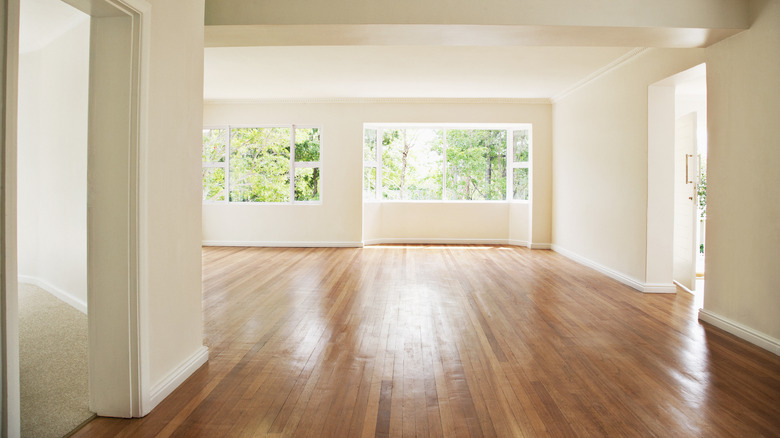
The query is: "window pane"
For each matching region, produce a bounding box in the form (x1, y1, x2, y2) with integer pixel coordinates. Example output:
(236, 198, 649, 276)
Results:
(364, 129, 377, 162)
(513, 129, 529, 162)
(229, 127, 290, 202)
(202, 167, 225, 201)
(294, 167, 320, 201)
(295, 128, 320, 162)
(203, 128, 226, 163)
(364, 167, 376, 200)
(381, 128, 443, 200)
(445, 129, 506, 200)
(513, 167, 529, 200)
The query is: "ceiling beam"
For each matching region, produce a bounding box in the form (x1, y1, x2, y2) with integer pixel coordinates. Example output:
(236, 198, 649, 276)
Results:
(205, 24, 744, 49)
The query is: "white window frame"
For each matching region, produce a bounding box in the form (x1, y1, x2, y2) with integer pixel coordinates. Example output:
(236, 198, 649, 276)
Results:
(202, 124, 323, 204)
(508, 127, 532, 202)
(202, 126, 229, 202)
(363, 123, 531, 202)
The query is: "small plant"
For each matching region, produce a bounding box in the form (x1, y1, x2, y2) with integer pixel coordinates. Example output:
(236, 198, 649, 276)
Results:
(697, 163, 707, 218)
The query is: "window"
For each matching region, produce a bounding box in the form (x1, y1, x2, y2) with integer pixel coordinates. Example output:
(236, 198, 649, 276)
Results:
(202, 125, 321, 203)
(363, 124, 531, 201)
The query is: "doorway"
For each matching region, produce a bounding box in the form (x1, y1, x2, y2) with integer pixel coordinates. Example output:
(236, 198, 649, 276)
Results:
(673, 72, 707, 303)
(2, 0, 150, 433)
(646, 63, 707, 298)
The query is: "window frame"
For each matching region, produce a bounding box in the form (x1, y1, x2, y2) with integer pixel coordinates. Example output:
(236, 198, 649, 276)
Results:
(202, 124, 323, 204)
(363, 123, 532, 203)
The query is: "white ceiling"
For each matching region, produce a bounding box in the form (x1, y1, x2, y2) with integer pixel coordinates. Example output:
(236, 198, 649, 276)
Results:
(204, 45, 636, 100)
(21, 0, 640, 101)
(20, 0, 88, 53)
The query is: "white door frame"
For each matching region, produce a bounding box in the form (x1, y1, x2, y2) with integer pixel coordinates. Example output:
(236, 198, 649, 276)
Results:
(646, 63, 706, 294)
(1, 0, 22, 434)
(1, 0, 151, 430)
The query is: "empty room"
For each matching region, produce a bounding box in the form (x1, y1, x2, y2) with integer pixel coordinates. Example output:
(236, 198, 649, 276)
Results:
(1, 0, 778, 437)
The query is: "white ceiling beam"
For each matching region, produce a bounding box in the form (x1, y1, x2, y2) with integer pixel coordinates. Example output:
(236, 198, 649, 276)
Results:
(205, 0, 749, 29)
(205, 24, 743, 49)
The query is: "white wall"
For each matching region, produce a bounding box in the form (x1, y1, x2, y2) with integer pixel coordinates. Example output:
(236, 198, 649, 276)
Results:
(552, 48, 705, 287)
(144, 0, 208, 396)
(202, 101, 552, 247)
(368, 202, 511, 244)
(701, 0, 780, 348)
(17, 18, 89, 311)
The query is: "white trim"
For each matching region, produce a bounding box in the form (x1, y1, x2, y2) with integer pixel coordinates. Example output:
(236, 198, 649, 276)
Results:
(698, 310, 780, 356)
(145, 346, 209, 415)
(363, 238, 508, 246)
(673, 280, 695, 295)
(205, 97, 552, 106)
(551, 244, 647, 292)
(362, 239, 549, 248)
(642, 283, 677, 294)
(551, 48, 650, 103)
(18, 276, 87, 314)
(202, 240, 364, 248)
(365, 122, 533, 130)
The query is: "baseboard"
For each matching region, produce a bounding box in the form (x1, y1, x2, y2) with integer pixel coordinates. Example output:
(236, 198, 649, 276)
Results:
(144, 345, 209, 415)
(362, 238, 509, 246)
(698, 309, 780, 356)
(203, 238, 553, 249)
(202, 240, 363, 248)
(642, 283, 677, 293)
(673, 280, 695, 295)
(18, 275, 87, 314)
(550, 245, 674, 293)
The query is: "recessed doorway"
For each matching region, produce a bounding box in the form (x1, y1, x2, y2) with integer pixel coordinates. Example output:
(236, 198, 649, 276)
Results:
(673, 70, 707, 305)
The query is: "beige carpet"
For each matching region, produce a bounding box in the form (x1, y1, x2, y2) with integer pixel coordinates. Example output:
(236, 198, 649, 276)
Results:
(19, 283, 93, 438)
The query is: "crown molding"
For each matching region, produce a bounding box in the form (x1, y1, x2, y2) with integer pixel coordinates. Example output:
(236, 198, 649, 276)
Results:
(551, 47, 651, 103)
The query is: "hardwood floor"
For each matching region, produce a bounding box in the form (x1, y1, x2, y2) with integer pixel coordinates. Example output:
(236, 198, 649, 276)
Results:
(74, 246, 780, 437)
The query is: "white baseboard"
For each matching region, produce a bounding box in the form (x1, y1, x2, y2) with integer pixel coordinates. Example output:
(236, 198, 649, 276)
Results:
(144, 345, 209, 415)
(642, 283, 677, 293)
(550, 245, 674, 293)
(204, 238, 552, 250)
(18, 275, 87, 314)
(202, 240, 363, 248)
(673, 280, 695, 295)
(363, 238, 509, 246)
(698, 310, 780, 356)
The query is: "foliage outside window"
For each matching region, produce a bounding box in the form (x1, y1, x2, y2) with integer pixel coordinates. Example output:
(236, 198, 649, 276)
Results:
(202, 126, 321, 203)
(363, 124, 531, 201)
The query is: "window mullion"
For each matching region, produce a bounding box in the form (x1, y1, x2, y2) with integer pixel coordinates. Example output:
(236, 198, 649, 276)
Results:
(289, 125, 296, 203)
(376, 129, 383, 199)
(224, 126, 230, 202)
(506, 129, 514, 200)
(443, 129, 448, 201)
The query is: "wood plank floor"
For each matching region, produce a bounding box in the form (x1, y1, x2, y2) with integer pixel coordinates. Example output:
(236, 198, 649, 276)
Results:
(74, 246, 780, 437)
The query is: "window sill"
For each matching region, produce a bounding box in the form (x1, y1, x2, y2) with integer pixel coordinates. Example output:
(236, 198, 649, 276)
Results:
(202, 201, 323, 206)
(363, 200, 529, 204)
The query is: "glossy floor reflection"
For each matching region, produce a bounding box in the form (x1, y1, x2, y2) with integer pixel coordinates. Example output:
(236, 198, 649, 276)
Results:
(75, 246, 780, 437)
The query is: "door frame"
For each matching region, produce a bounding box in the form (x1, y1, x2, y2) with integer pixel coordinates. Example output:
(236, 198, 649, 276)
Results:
(1, 0, 151, 431)
(646, 63, 706, 294)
